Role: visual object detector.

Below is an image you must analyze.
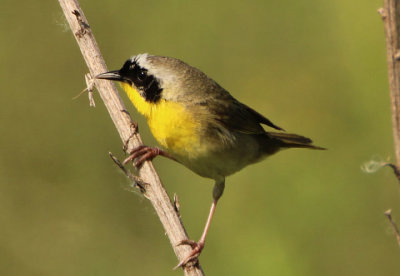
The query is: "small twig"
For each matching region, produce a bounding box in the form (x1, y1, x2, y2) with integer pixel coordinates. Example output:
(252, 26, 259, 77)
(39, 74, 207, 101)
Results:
(109, 152, 147, 194)
(378, 7, 386, 19)
(384, 209, 400, 248)
(72, 73, 95, 107)
(384, 163, 400, 182)
(361, 157, 400, 183)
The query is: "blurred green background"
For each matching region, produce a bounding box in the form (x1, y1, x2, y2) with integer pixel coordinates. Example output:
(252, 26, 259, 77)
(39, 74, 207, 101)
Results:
(1, 0, 399, 275)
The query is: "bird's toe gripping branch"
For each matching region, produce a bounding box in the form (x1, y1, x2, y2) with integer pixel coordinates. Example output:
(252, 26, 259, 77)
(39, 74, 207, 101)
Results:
(123, 145, 177, 167)
(174, 239, 205, 269)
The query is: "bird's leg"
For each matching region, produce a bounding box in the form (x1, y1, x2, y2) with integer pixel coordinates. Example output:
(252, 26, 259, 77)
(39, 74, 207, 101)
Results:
(123, 145, 177, 167)
(175, 179, 225, 268)
(175, 200, 218, 268)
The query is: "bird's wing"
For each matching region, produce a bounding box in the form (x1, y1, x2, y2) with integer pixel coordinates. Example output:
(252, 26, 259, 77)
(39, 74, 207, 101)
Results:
(240, 102, 284, 131)
(202, 90, 284, 134)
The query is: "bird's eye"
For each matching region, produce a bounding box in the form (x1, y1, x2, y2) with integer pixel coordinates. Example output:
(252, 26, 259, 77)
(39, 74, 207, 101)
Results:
(137, 69, 147, 81)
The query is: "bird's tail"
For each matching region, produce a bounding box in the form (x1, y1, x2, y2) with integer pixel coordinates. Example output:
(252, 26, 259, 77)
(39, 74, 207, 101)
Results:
(268, 132, 325, 150)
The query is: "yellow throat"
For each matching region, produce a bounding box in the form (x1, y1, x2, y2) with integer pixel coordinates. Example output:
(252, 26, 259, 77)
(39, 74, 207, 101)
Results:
(120, 83, 200, 156)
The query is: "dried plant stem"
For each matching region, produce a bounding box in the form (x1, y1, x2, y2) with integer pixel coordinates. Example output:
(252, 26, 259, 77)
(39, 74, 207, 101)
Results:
(379, 0, 400, 249)
(385, 210, 400, 247)
(58, 0, 204, 274)
(380, 0, 400, 170)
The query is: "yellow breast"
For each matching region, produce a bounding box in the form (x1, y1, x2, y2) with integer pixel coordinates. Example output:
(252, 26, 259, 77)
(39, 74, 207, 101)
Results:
(121, 83, 200, 156)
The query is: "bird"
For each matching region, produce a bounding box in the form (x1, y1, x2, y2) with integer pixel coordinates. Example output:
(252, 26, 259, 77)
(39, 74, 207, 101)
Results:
(96, 53, 324, 268)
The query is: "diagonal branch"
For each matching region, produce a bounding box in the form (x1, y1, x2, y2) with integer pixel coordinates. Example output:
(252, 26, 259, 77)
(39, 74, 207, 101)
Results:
(58, 0, 204, 274)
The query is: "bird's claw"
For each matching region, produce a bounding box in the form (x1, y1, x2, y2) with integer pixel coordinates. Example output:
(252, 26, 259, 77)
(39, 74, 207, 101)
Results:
(174, 240, 205, 269)
(177, 239, 200, 249)
(123, 146, 161, 167)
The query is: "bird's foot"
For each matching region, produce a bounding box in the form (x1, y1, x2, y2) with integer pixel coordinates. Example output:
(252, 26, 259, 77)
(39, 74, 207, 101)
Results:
(123, 145, 163, 167)
(174, 239, 205, 269)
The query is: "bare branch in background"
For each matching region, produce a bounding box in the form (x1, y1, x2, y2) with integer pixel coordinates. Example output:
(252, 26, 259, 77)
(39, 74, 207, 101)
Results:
(385, 210, 400, 247)
(380, 0, 400, 173)
(379, 0, 400, 249)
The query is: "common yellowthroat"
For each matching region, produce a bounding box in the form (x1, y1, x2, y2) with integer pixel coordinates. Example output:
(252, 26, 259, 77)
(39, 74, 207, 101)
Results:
(96, 54, 323, 267)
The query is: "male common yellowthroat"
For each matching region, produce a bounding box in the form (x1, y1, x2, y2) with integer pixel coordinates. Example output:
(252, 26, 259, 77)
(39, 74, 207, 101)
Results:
(96, 54, 323, 267)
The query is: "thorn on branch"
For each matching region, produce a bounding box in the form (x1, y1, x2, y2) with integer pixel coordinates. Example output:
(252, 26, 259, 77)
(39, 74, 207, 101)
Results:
(120, 110, 139, 135)
(121, 109, 131, 116)
(377, 7, 387, 19)
(72, 10, 90, 38)
(384, 209, 400, 248)
(174, 193, 181, 218)
(85, 73, 96, 107)
(123, 122, 139, 152)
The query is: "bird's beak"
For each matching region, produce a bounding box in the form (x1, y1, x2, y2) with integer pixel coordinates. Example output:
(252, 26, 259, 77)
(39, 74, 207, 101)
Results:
(95, 70, 124, 82)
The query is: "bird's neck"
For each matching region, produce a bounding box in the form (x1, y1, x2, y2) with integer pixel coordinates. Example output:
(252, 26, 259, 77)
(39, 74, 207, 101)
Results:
(121, 83, 153, 118)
